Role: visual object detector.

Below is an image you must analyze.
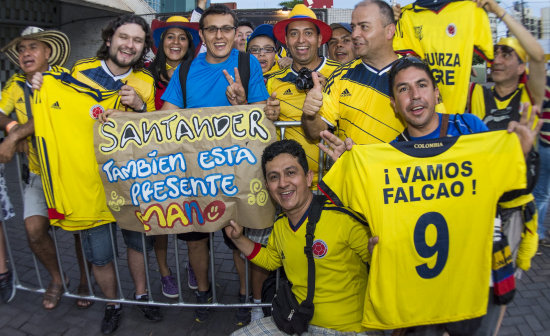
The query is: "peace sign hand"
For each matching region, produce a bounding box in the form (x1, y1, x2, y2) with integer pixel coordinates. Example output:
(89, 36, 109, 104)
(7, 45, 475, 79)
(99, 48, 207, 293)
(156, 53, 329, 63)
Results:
(224, 67, 247, 105)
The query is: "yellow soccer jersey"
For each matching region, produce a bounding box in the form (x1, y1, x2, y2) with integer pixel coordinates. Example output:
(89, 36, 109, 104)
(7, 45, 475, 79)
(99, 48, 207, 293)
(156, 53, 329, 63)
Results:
(33, 71, 118, 230)
(394, 1, 493, 115)
(248, 200, 371, 332)
(320, 59, 406, 144)
(71, 57, 155, 112)
(0, 66, 68, 175)
(319, 131, 526, 329)
(266, 57, 340, 187)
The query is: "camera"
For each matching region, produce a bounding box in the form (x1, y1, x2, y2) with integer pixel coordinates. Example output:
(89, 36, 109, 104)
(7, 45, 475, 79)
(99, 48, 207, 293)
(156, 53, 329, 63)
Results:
(295, 67, 314, 91)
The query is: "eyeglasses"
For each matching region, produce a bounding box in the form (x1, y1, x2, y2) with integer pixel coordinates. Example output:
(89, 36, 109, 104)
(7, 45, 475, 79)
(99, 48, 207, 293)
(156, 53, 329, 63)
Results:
(202, 26, 236, 35)
(248, 46, 276, 54)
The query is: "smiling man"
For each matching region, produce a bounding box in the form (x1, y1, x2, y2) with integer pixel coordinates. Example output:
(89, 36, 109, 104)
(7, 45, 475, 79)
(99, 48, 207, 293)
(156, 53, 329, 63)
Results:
(225, 139, 377, 336)
(263, 4, 338, 188)
(71, 14, 161, 333)
(301, 0, 405, 147)
(318, 56, 540, 335)
(328, 23, 355, 64)
(0, 26, 70, 312)
(160, 4, 269, 324)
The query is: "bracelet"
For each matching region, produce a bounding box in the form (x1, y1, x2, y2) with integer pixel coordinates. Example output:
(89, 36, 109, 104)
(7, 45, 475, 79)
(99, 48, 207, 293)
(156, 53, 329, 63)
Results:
(5, 121, 18, 133)
(499, 12, 507, 20)
(136, 102, 147, 113)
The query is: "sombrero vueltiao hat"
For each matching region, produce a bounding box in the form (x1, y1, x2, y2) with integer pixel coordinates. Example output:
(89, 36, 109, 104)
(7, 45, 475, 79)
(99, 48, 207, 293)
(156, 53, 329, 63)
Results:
(151, 16, 201, 53)
(1, 26, 70, 67)
(273, 4, 332, 46)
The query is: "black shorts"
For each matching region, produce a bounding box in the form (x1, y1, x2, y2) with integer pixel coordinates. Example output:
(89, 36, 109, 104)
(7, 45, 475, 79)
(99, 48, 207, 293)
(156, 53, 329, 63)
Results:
(177, 232, 210, 241)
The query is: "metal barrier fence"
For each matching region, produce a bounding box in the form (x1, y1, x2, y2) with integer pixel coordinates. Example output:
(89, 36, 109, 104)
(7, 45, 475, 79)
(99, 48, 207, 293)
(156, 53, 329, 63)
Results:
(4, 121, 326, 310)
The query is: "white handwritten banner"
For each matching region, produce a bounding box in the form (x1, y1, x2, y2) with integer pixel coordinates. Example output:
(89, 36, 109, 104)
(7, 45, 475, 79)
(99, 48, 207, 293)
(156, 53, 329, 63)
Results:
(94, 105, 277, 235)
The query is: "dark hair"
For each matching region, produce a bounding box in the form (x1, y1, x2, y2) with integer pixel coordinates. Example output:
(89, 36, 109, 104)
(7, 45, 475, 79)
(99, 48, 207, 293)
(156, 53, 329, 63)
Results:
(494, 45, 524, 64)
(388, 57, 437, 98)
(149, 29, 196, 88)
(96, 14, 153, 70)
(199, 4, 238, 30)
(261, 139, 309, 179)
(237, 20, 254, 31)
(355, 0, 395, 26)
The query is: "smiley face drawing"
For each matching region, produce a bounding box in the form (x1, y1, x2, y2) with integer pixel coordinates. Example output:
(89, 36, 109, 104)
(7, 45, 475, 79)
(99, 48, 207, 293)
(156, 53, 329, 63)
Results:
(203, 200, 226, 222)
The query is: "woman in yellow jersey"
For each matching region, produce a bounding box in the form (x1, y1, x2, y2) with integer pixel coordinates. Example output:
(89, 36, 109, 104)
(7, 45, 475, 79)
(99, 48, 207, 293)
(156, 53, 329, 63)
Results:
(148, 16, 201, 297)
(149, 16, 200, 110)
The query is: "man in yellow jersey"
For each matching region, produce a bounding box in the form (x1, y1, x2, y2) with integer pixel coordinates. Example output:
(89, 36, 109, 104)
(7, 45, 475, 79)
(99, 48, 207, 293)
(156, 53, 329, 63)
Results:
(0, 27, 72, 310)
(468, 0, 545, 125)
(301, 0, 405, 147)
(466, 1, 545, 333)
(263, 4, 339, 189)
(318, 57, 540, 334)
(226, 139, 381, 336)
(71, 15, 161, 333)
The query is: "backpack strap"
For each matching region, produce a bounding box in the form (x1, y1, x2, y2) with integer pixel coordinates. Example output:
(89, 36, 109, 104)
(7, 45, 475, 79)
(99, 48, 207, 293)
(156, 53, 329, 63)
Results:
(178, 60, 192, 109)
(238, 51, 250, 101)
(466, 82, 476, 113)
(439, 113, 450, 137)
(302, 194, 326, 307)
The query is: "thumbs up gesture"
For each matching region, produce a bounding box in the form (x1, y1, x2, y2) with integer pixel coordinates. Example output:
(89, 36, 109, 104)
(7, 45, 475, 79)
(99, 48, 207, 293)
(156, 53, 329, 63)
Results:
(302, 72, 324, 117)
(264, 92, 280, 121)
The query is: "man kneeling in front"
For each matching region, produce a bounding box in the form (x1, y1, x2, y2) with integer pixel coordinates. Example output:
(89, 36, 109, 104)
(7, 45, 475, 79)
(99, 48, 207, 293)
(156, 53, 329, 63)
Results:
(225, 139, 382, 335)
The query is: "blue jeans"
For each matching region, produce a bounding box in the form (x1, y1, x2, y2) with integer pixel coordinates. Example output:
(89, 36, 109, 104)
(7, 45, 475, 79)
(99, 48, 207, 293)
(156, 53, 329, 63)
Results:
(533, 140, 550, 239)
(81, 223, 117, 266)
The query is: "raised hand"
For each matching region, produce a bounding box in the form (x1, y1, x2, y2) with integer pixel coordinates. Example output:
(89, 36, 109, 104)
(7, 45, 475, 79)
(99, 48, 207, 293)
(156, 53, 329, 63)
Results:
(264, 92, 280, 121)
(302, 72, 323, 117)
(318, 130, 355, 162)
(224, 67, 247, 105)
(507, 102, 542, 156)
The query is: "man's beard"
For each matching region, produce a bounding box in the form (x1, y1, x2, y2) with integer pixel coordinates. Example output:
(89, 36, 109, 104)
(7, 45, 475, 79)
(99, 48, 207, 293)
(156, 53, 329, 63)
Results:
(108, 48, 139, 68)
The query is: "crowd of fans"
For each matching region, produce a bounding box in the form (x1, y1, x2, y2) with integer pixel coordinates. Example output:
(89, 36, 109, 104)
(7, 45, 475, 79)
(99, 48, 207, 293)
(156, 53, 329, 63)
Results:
(0, 0, 548, 335)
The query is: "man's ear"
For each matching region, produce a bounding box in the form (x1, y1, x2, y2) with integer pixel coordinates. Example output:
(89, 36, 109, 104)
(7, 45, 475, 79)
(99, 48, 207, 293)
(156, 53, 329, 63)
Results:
(306, 169, 314, 188)
(386, 23, 396, 41)
(517, 63, 526, 77)
(390, 97, 398, 116)
(44, 46, 52, 60)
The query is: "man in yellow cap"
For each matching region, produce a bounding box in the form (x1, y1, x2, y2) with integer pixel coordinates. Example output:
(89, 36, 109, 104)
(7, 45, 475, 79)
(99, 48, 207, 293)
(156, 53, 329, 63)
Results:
(466, 0, 545, 335)
(468, 0, 545, 123)
(263, 3, 340, 189)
